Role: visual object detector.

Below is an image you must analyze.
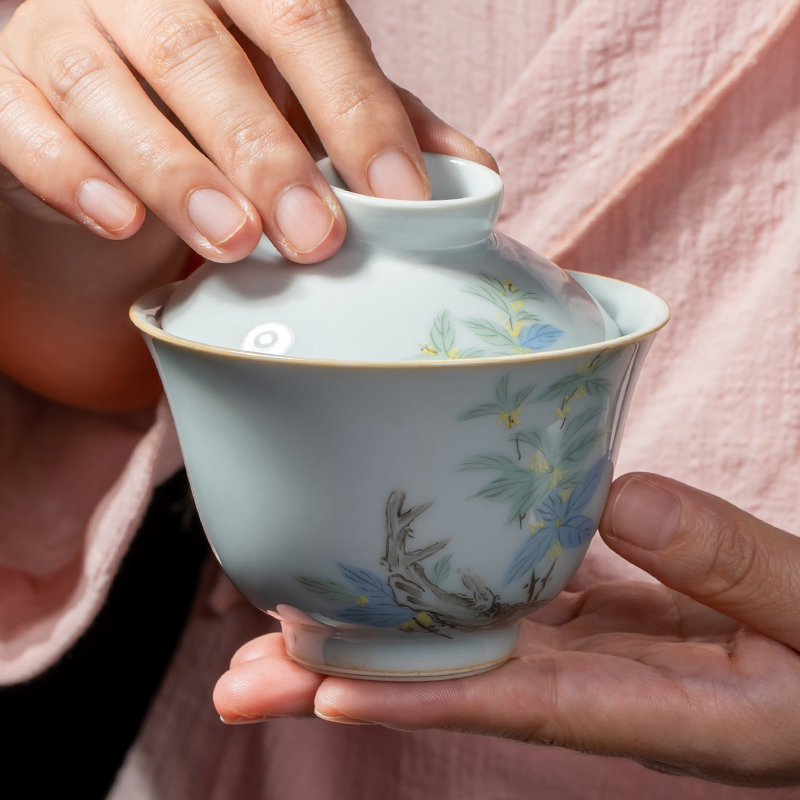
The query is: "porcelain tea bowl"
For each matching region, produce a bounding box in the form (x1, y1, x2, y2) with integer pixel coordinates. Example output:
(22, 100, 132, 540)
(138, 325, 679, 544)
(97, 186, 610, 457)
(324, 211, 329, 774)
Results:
(131, 154, 669, 681)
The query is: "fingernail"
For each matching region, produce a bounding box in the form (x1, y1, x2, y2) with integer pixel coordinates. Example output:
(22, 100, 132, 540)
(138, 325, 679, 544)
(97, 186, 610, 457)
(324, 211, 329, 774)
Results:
(77, 179, 138, 232)
(188, 189, 247, 246)
(314, 709, 371, 725)
(275, 185, 336, 254)
(610, 478, 681, 550)
(219, 714, 277, 725)
(367, 149, 429, 200)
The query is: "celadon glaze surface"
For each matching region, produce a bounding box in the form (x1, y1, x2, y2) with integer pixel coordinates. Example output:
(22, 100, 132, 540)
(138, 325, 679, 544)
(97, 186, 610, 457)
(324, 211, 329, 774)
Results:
(134, 152, 665, 679)
(131, 272, 668, 680)
(160, 155, 620, 362)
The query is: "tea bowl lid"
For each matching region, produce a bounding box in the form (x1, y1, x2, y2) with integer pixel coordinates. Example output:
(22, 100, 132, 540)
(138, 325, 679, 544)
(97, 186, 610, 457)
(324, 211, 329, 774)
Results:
(160, 154, 620, 362)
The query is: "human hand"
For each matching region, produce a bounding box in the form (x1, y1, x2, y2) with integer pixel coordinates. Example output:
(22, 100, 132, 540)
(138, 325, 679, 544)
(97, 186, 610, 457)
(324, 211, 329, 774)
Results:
(0, 0, 493, 410)
(214, 473, 800, 788)
(0, 0, 492, 261)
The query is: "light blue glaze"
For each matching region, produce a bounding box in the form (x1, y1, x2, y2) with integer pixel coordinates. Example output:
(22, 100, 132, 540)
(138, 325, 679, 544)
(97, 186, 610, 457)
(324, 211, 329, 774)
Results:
(161, 154, 619, 362)
(131, 270, 668, 681)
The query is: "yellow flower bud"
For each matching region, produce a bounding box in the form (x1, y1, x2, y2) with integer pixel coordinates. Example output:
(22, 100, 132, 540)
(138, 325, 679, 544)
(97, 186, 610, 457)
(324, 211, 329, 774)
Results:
(529, 518, 545, 533)
(549, 541, 564, 559)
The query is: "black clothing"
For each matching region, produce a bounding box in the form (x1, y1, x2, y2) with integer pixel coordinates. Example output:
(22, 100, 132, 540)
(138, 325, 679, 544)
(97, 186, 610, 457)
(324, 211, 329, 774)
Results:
(0, 471, 209, 799)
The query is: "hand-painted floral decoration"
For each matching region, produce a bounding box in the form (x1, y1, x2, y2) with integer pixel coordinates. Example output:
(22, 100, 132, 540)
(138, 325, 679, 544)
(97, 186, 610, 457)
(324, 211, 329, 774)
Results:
(295, 351, 623, 633)
(417, 274, 565, 359)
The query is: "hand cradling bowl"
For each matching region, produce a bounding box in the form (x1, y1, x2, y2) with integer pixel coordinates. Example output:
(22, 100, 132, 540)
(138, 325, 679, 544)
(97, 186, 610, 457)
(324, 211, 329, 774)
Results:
(131, 154, 669, 680)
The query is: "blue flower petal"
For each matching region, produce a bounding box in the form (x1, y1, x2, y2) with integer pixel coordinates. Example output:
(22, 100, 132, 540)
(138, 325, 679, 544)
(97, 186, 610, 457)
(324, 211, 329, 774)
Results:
(503, 529, 558, 585)
(333, 563, 417, 628)
(539, 491, 568, 522)
(519, 324, 565, 350)
(337, 564, 396, 603)
(557, 514, 597, 548)
(565, 454, 609, 516)
(335, 604, 415, 628)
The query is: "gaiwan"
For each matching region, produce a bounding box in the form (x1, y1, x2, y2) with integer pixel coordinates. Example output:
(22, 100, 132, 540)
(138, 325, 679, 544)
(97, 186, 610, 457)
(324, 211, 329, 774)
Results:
(133, 154, 669, 681)
(161, 154, 620, 360)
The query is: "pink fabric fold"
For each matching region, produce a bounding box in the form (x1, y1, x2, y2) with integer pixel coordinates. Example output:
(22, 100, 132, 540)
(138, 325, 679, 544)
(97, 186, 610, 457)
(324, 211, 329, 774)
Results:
(0, 389, 182, 684)
(480, 0, 800, 254)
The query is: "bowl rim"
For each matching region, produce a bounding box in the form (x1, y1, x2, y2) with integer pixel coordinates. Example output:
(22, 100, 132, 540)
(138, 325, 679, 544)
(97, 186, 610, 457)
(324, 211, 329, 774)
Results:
(130, 270, 670, 370)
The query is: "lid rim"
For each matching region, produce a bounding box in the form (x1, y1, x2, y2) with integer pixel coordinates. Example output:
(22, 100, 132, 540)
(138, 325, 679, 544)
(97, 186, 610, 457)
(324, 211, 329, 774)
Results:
(131, 272, 671, 370)
(319, 153, 504, 210)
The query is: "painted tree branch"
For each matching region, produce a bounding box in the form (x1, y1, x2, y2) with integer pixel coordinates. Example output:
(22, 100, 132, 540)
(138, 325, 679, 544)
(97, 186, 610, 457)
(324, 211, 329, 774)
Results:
(382, 491, 512, 629)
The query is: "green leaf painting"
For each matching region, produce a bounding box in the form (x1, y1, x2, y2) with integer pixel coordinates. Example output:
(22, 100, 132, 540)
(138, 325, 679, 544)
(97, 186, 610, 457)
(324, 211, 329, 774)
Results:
(293, 577, 364, 605)
(416, 273, 564, 359)
(515, 427, 558, 466)
(504, 454, 609, 586)
(458, 374, 537, 427)
(461, 318, 520, 348)
(295, 354, 623, 634)
(429, 555, 452, 586)
(463, 274, 542, 310)
(418, 311, 487, 360)
(537, 349, 623, 403)
(433, 311, 455, 355)
(460, 371, 612, 530)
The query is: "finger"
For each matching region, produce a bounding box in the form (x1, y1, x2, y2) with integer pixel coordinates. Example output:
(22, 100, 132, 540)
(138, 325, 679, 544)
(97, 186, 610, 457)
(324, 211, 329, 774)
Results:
(224, 0, 431, 200)
(7, 4, 263, 262)
(393, 84, 499, 173)
(314, 652, 686, 743)
(559, 630, 740, 677)
(239, 34, 496, 174)
(524, 589, 584, 627)
(0, 65, 144, 237)
(229, 632, 282, 668)
(98, 0, 344, 262)
(549, 581, 740, 641)
(599, 473, 800, 651)
(214, 633, 324, 722)
(233, 31, 326, 159)
(314, 632, 800, 785)
(524, 584, 738, 642)
(243, 46, 498, 171)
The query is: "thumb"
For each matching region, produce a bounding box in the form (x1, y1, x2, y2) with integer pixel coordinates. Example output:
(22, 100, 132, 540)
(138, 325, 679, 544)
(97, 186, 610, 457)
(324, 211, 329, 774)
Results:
(599, 473, 800, 650)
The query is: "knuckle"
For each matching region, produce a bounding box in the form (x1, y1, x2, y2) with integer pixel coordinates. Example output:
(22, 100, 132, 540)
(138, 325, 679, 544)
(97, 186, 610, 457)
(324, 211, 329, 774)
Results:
(143, 11, 226, 82)
(48, 45, 114, 112)
(0, 77, 31, 121)
(0, 78, 66, 165)
(18, 124, 65, 166)
(123, 131, 179, 183)
(516, 655, 566, 746)
(214, 115, 290, 175)
(265, 0, 341, 33)
(324, 80, 391, 125)
(693, 514, 760, 601)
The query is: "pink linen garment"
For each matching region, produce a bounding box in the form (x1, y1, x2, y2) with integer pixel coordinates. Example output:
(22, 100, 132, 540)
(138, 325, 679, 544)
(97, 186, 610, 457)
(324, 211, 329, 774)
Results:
(2, 0, 800, 797)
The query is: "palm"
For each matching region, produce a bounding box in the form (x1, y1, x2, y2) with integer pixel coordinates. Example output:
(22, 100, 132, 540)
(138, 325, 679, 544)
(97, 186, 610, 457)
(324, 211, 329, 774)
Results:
(217, 581, 800, 787)
(388, 582, 800, 786)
